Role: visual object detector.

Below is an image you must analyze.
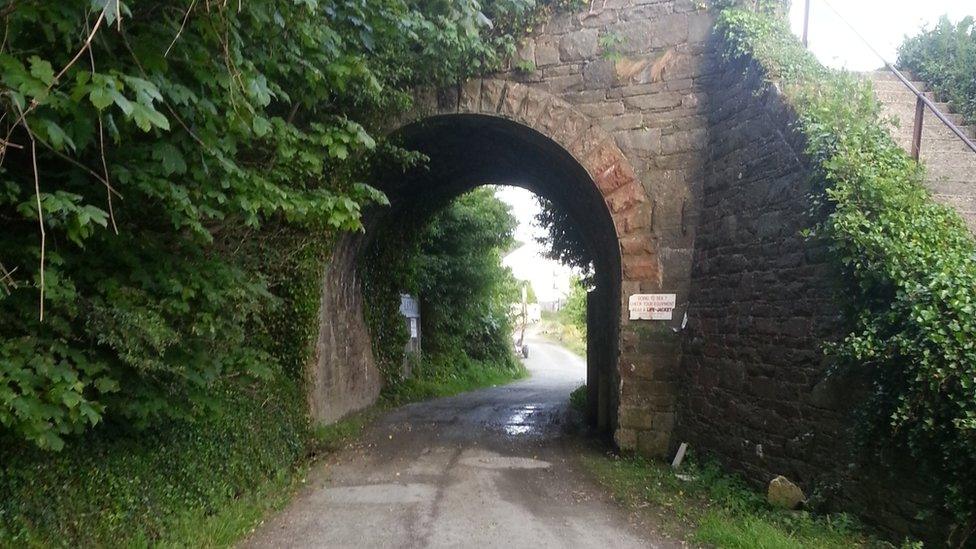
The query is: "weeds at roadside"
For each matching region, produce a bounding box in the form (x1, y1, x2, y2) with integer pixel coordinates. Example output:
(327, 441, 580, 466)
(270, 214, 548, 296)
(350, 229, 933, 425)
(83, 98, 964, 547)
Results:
(582, 453, 897, 548)
(382, 350, 528, 406)
(537, 312, 586, 358)
(569, 384, 587, 414)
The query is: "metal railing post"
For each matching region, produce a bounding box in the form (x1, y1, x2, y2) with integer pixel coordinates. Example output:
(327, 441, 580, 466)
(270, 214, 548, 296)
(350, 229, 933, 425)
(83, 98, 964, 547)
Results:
(802, 1, 976, 158)
(911, 95, 925, 160)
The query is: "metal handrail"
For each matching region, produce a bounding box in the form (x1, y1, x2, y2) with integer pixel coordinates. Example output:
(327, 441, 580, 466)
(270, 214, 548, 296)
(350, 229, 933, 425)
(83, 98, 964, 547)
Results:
(883, 62, 976, 158)
(801, 0, 976, 159)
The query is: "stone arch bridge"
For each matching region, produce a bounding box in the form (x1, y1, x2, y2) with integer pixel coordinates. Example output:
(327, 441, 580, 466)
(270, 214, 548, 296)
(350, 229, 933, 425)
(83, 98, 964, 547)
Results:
(305, 1, 953, 537)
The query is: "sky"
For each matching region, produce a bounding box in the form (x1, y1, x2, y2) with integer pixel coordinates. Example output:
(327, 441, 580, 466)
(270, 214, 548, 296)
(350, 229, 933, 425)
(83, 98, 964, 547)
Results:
(496, 186, 574, 304)
(497, 1, 974, 301)
(789, 0, 974, 71)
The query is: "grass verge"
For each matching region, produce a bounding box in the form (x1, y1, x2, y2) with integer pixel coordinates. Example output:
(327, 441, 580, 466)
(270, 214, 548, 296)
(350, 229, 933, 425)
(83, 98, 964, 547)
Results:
(383, 350, 529, 406)
(582, 453, 895, 548)
(0, 350, 526, 547)
(0, 377, 308, 547)
(158, 400, 394, 547)
(537, 312, 586, 358)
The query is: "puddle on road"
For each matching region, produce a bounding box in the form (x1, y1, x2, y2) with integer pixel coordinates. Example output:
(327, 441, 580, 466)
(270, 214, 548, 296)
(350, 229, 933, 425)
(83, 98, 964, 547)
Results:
(498, 404, 552, 437)
(504, 425, 533, 435)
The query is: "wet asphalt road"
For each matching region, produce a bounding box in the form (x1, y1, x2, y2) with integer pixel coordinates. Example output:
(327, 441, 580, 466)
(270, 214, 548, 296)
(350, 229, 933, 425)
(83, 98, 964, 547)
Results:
(243, 335, 674, 548)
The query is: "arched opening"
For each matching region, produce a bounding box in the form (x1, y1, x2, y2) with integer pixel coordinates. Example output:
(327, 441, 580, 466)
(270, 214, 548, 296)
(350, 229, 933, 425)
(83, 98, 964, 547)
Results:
(308, 113, 628, 434)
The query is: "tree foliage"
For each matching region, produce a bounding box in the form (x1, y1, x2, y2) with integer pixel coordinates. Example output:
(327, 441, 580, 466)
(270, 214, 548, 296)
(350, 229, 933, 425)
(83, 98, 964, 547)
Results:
(534, 196, 594, 280)
(562, 276, 587, 334)
(362, 187, 521, 385)
(899, 15, 976, 125)
(412, 188, 520, 361)
(719, 8, 976, 542)
(0, 0, 545, 450)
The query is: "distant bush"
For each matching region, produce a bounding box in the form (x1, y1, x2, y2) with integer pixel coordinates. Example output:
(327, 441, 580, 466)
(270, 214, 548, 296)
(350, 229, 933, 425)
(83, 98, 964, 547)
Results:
(899, 16, 976, 125)
(562, 276, 588, 334)
(362, 188, 522, 387)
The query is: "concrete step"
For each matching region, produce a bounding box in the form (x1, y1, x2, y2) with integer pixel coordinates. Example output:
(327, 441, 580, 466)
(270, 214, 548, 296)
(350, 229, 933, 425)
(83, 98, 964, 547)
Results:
(921, 150, 976, 164)
(869, 70, 976, 233)
(933, 193, 976, 212)
(881, 105, 969, 128)
(927, 179, 976, 196)
(891, 129, 973, 152)
(925, 179, 976, 196)
(875, 89, 937, 103)
(882, 119, 972, 138)
(923, 161, 976, 182)
(870, 87, 931, 103)
(883, 101, 958, 115)
(894, 136, 976, 155)
(880, 102, 957, 117)
(887, 120, 975, 135)
(918, 138, 976, 154)
(865, 70, 918, 82)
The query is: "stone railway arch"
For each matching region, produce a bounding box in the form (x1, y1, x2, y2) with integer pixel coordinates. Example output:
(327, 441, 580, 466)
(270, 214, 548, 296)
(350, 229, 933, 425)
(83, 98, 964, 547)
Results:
(312, 80, 676, 451)
(310, 2, 715, 457)
(306, 2, 939, 537)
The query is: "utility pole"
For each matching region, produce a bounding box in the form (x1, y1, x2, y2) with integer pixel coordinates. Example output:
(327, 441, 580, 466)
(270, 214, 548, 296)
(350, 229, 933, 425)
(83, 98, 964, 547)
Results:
(519, 284, 528, 348)
(802, 0, 810, 47)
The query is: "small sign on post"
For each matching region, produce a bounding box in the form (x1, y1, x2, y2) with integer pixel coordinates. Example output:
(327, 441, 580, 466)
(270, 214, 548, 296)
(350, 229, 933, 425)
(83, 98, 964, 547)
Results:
(628, 293, 676, 321)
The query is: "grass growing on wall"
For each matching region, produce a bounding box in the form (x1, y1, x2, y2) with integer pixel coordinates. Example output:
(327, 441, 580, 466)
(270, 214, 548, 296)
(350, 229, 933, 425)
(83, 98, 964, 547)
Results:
(718, 5, 976, 542)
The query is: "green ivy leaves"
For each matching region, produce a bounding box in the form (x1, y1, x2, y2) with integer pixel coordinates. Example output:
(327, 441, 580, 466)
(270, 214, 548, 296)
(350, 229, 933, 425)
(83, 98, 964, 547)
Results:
(0, 0, 543, 452)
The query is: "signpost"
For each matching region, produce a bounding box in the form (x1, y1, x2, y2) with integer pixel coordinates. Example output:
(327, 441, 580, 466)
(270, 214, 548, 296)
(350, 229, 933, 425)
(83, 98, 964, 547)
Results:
(628, 293, 676, 321)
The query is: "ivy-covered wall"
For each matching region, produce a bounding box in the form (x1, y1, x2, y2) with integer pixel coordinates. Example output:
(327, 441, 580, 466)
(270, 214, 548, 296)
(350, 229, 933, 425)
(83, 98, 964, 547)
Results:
(678, 47, 949, 543)
(0, 1, 559, 544)
(679, 6, 976, 544)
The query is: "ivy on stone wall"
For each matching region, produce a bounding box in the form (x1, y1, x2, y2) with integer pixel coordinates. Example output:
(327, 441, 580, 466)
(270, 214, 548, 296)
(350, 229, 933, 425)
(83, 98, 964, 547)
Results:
(719, 7, 976, 543)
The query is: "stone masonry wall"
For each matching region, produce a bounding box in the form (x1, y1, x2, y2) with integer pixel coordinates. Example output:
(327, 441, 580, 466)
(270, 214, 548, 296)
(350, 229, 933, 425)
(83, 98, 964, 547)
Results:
(499, 0, 715, 455)
(307, 236, 383, 425)
(314, 1, 718, 452)
(676, 53, 948, 542)
(309, 5, 948, 539)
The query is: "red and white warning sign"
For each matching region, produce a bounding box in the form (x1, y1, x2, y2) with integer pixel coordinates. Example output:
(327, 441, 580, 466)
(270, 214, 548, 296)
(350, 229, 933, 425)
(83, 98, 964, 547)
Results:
(628, 293, 676, 321)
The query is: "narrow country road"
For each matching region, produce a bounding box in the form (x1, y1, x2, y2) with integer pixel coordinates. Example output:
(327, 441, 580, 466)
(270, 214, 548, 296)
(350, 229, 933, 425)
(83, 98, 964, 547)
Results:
(243, 335, 676, 548)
